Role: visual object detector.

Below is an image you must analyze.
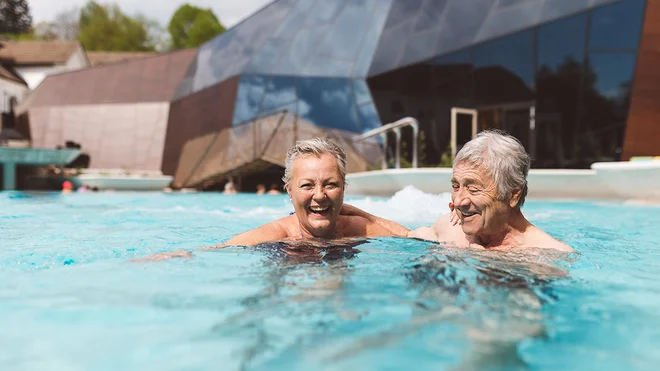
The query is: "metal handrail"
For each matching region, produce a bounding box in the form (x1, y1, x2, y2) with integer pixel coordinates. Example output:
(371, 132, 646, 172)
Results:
(353, 117, 419, 169)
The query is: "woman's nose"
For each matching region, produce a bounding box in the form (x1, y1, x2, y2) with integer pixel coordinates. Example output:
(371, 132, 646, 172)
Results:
(312, 185, 326, 200)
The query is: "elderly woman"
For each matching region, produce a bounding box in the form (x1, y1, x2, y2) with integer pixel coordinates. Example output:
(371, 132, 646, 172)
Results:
(221, 137, 407, 246)
(348, 130, 573, 252)
(138, 138, 408, 261)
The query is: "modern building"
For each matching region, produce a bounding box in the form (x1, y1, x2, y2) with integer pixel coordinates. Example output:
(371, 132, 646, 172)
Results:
(12, 0, 660, 191)
(171, 0, 658, 173)
(15, 48, 197, 172)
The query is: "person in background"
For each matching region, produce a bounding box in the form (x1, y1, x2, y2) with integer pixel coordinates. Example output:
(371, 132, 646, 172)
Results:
(61, 180, 73, 194)
(223, 178, 237, 194)
(256, 184, 266, 195)
(267, 183, 282, 195)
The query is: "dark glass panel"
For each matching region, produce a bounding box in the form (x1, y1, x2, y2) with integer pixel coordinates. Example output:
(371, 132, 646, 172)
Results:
(355, 0, 393, 77)
(475, 0, 542, 42)
(428, 48, 473, 84)
(537, 13, 587, 77)
(580, 52, 637, 163)
(434, 0, 495, 56)
(357, 102, 382, 132)
(297, 78, 361, 132)
(315, 0, 376, 61)
(399, 28, 444, 67)
(412, 0, 448, 33)
(367, 21, 413, 76)
(353, 79, 373, 105)
(535, 74, 582, 167)
(304, 0, 346, 26)
(260, 76, 297, 112)
(498, 0, 532, 8)
(588, 0, 645, 50)
(232, 75, 268, 125)
(540, 0, 589, 24)
(474, 30, 535, 104)
(383, 0, 425, 30)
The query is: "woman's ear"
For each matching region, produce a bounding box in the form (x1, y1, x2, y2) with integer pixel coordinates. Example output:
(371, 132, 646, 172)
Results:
(509, 189, 522, 208)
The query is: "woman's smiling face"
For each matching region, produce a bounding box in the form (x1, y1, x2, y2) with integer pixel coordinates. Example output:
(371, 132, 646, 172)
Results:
(287, 153, 345, 238)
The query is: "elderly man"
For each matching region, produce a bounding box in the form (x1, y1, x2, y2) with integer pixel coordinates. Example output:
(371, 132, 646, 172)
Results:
(347, 130, 573, 252)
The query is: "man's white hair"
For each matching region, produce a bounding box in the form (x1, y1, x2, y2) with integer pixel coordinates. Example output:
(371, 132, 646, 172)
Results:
(453, 130, 531, 207)
(282, 137, 347, 187)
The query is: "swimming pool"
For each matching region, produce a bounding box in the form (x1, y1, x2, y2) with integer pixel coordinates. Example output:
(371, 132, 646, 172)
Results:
(1, 187, 659, 371)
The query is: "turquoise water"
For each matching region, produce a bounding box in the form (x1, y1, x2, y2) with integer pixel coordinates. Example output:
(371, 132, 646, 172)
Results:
(1, 187, 659, 371)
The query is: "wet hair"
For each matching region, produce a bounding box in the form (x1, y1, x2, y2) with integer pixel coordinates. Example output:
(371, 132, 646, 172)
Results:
(282, 137, 347, 188)
(453, 130, 531, 207)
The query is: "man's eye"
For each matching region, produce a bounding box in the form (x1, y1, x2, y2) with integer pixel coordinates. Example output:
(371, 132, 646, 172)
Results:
(451, 184, 459, 190)
(468, 187, 480, 194)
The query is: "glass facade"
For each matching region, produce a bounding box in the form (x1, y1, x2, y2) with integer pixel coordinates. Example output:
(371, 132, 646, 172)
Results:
(368, 0, 646, 168)
(172, 0, 646, 167)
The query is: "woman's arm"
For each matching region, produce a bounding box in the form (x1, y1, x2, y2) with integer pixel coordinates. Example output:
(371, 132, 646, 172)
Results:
(340, 204, 409, 237)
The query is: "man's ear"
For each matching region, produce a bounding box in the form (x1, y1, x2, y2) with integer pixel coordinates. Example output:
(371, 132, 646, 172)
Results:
(509, 189, 522, 208)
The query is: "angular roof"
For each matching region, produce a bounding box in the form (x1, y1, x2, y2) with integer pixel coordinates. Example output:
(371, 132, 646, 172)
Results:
(0, 40, 81, 65)
(23, 48, 197, 107)
(176, 0, 622, 97)
(86, 51, 158, 67)
(0, 64, 26, 85)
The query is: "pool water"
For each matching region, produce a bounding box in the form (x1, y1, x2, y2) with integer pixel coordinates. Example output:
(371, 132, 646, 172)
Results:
(1, 187, 659, 371)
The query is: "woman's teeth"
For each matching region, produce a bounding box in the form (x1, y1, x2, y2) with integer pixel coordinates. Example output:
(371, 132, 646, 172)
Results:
(309, 206, 329, 212)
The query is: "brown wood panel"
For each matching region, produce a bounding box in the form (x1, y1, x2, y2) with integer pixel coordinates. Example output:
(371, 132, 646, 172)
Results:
(161, 76, 239, 176)
(623, 0, 660, 159)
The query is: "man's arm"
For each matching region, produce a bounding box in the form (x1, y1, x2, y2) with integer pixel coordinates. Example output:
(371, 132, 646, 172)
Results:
(340, 204, 409, 237)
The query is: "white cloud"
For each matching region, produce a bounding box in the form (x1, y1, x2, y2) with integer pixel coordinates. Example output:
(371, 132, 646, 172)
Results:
(28, 0, 273, 28)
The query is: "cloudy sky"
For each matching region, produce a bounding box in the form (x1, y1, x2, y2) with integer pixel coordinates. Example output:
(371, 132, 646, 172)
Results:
(28, 0, 272, 28)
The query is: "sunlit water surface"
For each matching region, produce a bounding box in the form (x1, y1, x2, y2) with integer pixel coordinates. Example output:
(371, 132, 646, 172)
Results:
(1, 187, 659, 371)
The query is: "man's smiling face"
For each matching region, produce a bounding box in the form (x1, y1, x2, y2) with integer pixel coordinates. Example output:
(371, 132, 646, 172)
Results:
(451, 162, 513, 241)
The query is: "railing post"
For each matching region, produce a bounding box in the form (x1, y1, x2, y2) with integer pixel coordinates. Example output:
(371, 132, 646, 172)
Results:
(380, 133, 387, 170)
(2, 162, 16, 191)
(412, 125, 419, 168)
(394, 128, 401, 169)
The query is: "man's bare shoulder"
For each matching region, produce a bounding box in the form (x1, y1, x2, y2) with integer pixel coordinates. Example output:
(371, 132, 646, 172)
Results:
(526, 226, 574, 252)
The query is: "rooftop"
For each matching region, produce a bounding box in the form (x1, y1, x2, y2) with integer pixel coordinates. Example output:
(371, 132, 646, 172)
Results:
(0, 40, 81, 66)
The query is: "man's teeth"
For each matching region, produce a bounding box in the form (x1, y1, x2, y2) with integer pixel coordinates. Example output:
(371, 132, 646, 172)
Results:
(310, 206, 329, 212)
(462, 212, 476, 217)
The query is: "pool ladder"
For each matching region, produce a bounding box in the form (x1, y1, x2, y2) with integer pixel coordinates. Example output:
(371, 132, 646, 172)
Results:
(353, 117, 419, 169)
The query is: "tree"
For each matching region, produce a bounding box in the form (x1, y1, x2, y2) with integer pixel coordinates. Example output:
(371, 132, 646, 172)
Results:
(0, 0, 32, 34)
(77, 1, 156, 51)
(167, 4, 225, 49)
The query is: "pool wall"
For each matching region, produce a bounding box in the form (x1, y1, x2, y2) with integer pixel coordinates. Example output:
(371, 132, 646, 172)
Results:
(346, 161, 660, 202)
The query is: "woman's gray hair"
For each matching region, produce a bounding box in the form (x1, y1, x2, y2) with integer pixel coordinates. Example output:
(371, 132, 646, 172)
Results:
(282, 137, 347, 187)
(453, 130, 531, 207)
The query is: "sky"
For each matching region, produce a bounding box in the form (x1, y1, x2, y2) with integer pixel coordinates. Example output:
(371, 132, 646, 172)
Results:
(27, 0, 273, 28)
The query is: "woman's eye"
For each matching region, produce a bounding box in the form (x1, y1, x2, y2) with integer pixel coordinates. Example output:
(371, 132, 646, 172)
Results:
(300, 184, 313, 190)
(326, 183, 338, 189)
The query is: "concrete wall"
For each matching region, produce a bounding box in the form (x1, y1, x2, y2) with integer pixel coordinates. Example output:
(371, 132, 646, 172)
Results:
(27, 102, 170, 171)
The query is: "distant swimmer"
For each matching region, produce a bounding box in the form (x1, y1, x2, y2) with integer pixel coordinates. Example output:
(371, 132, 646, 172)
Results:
(137, 138, 408, 261)
(256, 184, 266, 195)
(343, 130, 574, 253)
(267, 183, 282, 195)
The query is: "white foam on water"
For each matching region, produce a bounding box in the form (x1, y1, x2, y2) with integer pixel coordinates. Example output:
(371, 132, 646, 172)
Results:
(349, 185, 452, 225)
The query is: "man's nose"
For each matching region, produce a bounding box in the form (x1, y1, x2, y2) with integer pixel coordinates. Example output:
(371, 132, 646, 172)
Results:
(453, 188, 471, 208)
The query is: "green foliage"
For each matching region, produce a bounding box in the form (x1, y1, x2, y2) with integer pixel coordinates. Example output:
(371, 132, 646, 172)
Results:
(398, 131, 453, 168)
(167, 4, 225, 49)
(77, 1, 156, 51)
(0, 0, 32, 34)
